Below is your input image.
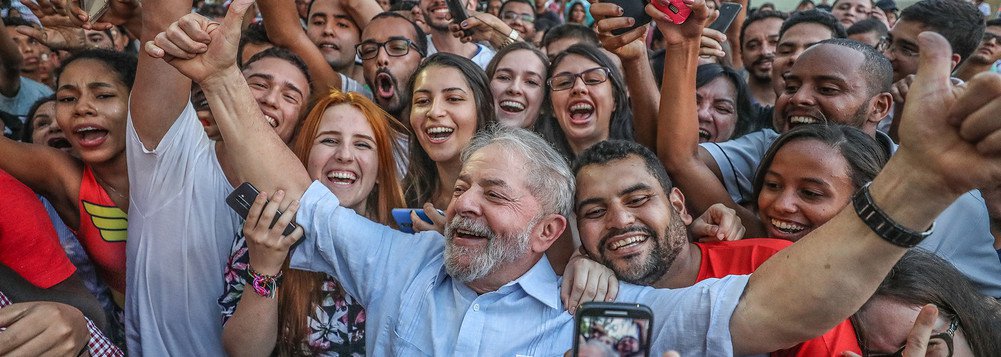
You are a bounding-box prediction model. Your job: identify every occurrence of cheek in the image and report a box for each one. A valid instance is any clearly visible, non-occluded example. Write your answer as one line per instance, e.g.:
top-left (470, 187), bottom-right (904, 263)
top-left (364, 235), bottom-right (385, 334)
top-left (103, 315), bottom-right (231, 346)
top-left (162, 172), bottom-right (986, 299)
top-left (306, 146), bottom-right (333, 177)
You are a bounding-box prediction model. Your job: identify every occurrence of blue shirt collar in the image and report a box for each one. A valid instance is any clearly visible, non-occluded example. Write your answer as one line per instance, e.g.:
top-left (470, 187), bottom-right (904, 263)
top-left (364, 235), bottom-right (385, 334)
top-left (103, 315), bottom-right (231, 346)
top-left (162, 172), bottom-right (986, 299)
top-left (502, 256), bottom-right (562, 310)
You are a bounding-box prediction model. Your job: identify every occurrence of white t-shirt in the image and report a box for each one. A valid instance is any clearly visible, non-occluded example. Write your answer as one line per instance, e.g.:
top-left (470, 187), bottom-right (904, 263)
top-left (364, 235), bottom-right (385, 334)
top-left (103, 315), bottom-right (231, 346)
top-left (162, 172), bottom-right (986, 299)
top-left (425, 35), bottom-right (497, 70)
top-left (125, 102), bottom-right (241, 355)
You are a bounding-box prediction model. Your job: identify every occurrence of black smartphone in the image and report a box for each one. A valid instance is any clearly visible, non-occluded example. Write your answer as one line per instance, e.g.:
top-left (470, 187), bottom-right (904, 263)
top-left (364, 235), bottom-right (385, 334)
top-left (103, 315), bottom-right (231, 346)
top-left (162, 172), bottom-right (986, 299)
top-left (445, 0), bottom-right (474, 36)
top-left (226, 182), bottom-right (299, 237)
top-left (708, 2), bottom-right (742, 32)
top-left (603, 0), bottom-right (652, 36)
top-left (573, 302), bottom-right (653, 357)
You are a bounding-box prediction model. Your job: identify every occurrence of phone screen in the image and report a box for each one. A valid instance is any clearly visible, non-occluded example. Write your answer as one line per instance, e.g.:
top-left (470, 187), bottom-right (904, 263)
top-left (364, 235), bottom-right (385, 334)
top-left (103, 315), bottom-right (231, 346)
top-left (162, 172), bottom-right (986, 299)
top-left (576, 315), bottom-right (651, 357)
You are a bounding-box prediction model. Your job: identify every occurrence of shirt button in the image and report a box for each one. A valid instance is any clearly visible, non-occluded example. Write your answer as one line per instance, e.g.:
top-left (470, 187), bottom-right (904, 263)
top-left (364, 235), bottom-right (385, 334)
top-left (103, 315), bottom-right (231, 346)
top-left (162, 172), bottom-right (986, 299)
top-left (472, 304), bottom-right (480, 311)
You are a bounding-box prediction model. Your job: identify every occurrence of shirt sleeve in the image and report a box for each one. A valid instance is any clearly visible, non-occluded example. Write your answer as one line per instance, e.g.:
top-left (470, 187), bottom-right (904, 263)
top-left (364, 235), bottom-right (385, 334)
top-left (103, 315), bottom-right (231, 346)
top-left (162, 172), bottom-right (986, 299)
top-left (291, 181), bottom-right (444, 306)
top-left (699, 130), bottom-right (775, 204)
top-left (0, 170), bottom-right (76, 289)
top-left (617, 274), bottom-right (750, 356)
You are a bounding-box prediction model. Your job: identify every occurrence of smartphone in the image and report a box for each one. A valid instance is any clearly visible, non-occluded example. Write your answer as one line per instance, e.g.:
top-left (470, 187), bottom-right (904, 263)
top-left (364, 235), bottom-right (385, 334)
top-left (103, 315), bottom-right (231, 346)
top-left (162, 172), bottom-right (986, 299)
top-left (226, 182), bottom-right (299, 237)
top-left (603, 0), bottom-right (652, 36)
top-left (445, 0), bottom-right (473, 36)
top-left (573, 302), bottom-right (653, 357)
top-left (652, 0), bottom-right (691, 25)
top-left (391, 208), bottom-right (444, 233)
top-left (708, 2), bottom-right (742, 32)
top-left (82, 0), bottom-right (110, 24)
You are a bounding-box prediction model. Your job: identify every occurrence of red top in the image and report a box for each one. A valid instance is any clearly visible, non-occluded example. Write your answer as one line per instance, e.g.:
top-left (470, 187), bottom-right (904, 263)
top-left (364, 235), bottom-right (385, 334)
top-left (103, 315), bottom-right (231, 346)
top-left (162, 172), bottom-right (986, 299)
top-left (0, 169), bottom-right (75, 289)
top-left (694, 239), bottom-right (862, 356)
top-left (75, 165), bottom-right (127, 294)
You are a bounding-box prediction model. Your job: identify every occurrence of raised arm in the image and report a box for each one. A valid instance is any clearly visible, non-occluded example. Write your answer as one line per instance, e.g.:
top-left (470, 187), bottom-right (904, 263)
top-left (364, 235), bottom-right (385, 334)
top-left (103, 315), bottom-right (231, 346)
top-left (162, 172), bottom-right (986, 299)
top-left (146, 0), bottom-right (310, 198)
top-left (589, 1), bottom-right (661, 150)
top-left (129, 0), bottom-right (194, 149)
top-left (731, 33), bottom-right (1001, 354)
top-left (649, 2), bottom-right (765, 235)
top-left (0, 18), bottom-right (23, 97)
top-left (256, 0), bottom-right (343, 94)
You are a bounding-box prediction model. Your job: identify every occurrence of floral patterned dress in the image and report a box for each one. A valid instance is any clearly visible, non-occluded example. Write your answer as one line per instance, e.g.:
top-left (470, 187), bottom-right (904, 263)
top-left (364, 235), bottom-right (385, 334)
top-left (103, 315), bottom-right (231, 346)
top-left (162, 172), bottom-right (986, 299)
top-left (219, 233), bottom-right (366, 356)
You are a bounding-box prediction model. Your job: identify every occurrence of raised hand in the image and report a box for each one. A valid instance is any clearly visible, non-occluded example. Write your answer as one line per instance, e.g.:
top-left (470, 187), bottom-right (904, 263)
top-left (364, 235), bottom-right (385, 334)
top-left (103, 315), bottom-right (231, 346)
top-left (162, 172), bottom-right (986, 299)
top-left (14, 22), bottom-right (87, 51)
top-left (589, 1), bottom-right (648, 62)
top-left (449, 12), bottom-right (514, 47)
top-left (648, 0), bottom-right (716, 46)
top-left (411, 202), bottom-right (446, 234)
top-left (242, 190), bottom-right (304, 276)
top-left (560, 253), bottom-right (619, 314)
top-left (144, 0), bottom-right (254, 84)
top-left (0, 301), bottom-right (90, 356)
top-left (895, 32), bottom-right (1001, 196)
top-left (690, 203), bottom-right (745, 242)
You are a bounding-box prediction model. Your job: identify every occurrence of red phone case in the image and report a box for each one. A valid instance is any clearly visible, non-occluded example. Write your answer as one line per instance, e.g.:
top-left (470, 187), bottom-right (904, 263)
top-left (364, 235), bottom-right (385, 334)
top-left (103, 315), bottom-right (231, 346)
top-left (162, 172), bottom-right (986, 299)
top-left (652, 0), bottom-right (692, 24)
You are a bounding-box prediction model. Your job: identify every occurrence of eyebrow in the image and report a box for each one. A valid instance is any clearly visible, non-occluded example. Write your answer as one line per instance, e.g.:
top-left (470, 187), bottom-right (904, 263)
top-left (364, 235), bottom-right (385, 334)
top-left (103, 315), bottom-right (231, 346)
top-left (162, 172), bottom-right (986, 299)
top-left (246, 73), bottom-right (305, 98)
top-left (495, 68), bottom-right (543, 78)
top-left (316, 130), bottom-right (376, 142)
top-left (57, 82), bottom-right (117, 92)
top-left (481, 177), bottom-right (511, 190)
top-left (576, 183), bottom-right (652, 210)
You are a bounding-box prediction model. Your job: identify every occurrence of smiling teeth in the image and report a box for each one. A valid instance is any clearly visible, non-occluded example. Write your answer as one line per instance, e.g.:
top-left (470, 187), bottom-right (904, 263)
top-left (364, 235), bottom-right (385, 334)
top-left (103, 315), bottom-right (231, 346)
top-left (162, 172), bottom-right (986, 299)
top-left (770, 219), bottom-right (806, 233)
top-left (327, 171), bottom-right (357, 181)
top-left (500, 100), bottom-right (525, 111)
top-left (75, 126), bottom-right (101, 133)
top-left (609, 236), bottom-right (647, 250)
top-left (426, 127), bottom-right (454, 134)
top-left (570, 103), bottom-right (594, 112)
top-left (789, 116), bottom-right (818, 125)
top-left (265, 116), bottom-right (277, 128)
top-left (698, 129), bottom-right (711, 139)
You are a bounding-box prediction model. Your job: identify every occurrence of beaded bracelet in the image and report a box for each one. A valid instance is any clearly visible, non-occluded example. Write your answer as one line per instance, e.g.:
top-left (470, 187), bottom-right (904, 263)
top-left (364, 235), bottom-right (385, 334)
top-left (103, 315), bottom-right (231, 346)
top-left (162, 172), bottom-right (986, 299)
top-left (248, 266), bottom-right (283, 299)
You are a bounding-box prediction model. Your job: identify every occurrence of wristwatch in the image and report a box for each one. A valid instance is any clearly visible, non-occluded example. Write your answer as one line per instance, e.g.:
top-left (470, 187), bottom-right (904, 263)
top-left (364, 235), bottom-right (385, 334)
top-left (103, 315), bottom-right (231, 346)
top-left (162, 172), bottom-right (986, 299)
top-left (852, 182), bottom-right (934, 248)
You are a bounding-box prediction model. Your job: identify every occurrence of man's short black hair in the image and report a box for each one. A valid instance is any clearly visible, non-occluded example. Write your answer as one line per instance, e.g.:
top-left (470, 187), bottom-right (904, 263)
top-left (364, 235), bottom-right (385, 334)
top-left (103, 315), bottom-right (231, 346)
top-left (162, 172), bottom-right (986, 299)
top-left (2, 16), bottom-right (35, 28)
top-left (501, 0), bottom-right (535, 14)
top-left (818, 38), bottom-right (892, 95)
top-left (238, 22), bottom-right (271, 66)
top-left (846, 18), bottom-right (888, 37)
top-left (541, 23), bottom-right (598, 50)
top-left (243, 46), bottom-right (313, 88)
top-left (368, 12), bottom-right (428, 56)
top-left (899, 0), bottom-right (985, 64)
top-left (573, 140), bottom-right (675, 197)
top-left (779, 9), bottom-right (847, 40)
top-left (740, 10), bottom-right (789, 48)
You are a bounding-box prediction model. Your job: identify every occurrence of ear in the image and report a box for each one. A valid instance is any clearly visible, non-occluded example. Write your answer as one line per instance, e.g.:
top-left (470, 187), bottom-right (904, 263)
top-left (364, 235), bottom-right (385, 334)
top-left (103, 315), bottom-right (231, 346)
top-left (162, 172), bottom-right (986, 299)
top-left (667, 188), bottom-right (694, 226)
top-left (949, 53), bottom-right (961, 71)
top-left (867, 92), bottom-right (894, 126)
top-left (530, 213), bottom-right (568, 253)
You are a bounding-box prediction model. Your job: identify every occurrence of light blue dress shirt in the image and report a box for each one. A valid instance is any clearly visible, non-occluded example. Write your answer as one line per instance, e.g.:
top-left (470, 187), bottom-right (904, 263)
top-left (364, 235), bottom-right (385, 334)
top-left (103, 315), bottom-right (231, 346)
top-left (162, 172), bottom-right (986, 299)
top-left (292, 181), bottom-right (750, 356)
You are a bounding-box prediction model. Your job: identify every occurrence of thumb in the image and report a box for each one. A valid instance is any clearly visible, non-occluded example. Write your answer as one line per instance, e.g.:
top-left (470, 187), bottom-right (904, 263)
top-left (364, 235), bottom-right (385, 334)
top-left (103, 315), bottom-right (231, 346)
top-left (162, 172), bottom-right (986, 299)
top-left (909, 32), bottom-right (953, 98)
top-left (221, 0), bottom-right (254, 38)
top-left (14, 26), bottom-right (44, 42)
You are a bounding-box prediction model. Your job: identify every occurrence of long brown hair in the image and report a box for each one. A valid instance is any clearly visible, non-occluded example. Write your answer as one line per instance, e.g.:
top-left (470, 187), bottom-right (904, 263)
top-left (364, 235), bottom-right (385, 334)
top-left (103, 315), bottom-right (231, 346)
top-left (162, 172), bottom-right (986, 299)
top-left (277, 90), bottom-right (408, 355)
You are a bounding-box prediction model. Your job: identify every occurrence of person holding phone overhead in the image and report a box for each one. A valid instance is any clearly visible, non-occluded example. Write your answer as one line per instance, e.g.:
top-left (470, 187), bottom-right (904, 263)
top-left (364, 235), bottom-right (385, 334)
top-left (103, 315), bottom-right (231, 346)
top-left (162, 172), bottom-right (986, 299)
top-left (220, 91), bottom-right (407, 356)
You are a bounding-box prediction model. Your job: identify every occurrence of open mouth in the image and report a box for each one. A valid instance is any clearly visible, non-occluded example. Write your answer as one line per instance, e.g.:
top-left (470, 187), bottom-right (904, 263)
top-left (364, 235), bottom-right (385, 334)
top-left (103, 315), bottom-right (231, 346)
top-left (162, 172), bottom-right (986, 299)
top-left (567, 102), bottom-right (595, 125)
top-left (698, 128), bottom-right (711, 142)
top-left (318, 42), bottom-right (340, 52)
top-left (499, 100), bottom-right (526, 113)
top-left (770, 218), bottom-right (807, 235)
top-left (376, 72), bottom-right (396, 100)
top-left (785, 114), bottom-right (824, 129)
top-left (326, 170), bottom-right (358, 185)
top-left (425, 126), bottom-right (454, 143)
top-left (606, 235), bottom-right (648, 251)
top-left (46, 136), bottom-right (72, 149)
top-left (264, 115), bottom-right (278, 128)
top-left (455, 227), bottom-right (489, 240)
top-left (73, 126), bottom-right (110, 148)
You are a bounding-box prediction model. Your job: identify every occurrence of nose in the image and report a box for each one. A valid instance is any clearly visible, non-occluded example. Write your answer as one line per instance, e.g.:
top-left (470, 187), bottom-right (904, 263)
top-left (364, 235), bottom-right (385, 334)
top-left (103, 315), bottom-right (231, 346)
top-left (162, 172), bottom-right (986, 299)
top-left (606, 204), bottom-right (636, 230)
top-left (697, 103), bottom-right (712, 124)
top-left (789, 84), bottom-right (816, 107)
top-left (450, 186), bottom-right (482, 218)
top-left (770, 190), bottom-right (799, 214)
top-left (258, 86), bottom-right (281, 110)
top-left (570, 76), bottom-right (589, 95)
top-left (506, 78), bottom-right (524, 95)
top-left (427, 96), bottom-right (447, 120)
top-left (376, 46), bottom-right (391, 67)
top-left (334, 141), bottom-right (354, 163)
top-left (74, 95), bottom-right (97, 117)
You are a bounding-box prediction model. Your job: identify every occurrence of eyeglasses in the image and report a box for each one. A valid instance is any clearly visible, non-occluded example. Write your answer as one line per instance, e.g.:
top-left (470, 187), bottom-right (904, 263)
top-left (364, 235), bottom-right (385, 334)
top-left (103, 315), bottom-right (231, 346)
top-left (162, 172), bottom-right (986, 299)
top-left (852, 315), bottom-right (959, 357)
top-left (547, 67), bottom-right (611, 91)
top-left (501, 11), bottom-right (535, 23)
top-left (982, 32), bottom-right (1001, 44)
top-left (355, 39), bottom-right (424, 60)
top-left (876, 37), bottom-right (918, 57)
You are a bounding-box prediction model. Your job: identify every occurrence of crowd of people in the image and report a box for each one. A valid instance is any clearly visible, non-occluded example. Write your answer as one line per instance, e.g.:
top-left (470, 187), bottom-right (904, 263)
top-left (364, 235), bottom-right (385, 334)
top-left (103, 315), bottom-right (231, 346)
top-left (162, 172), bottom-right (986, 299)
top-left (0, 0), bottom-right (1000, 355)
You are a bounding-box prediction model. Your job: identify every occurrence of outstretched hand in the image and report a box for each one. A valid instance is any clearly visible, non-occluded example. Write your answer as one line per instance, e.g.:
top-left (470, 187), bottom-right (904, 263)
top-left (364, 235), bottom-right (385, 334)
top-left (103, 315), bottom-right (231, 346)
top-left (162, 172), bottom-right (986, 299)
top-left (647, 0), bottom-right (716, 46)
top-left (895, 32), bottom-right (1001, 196)
top-left (691, 203), bottom-right (745, 242)
top-left (144, 0), bottom-right (254, 84)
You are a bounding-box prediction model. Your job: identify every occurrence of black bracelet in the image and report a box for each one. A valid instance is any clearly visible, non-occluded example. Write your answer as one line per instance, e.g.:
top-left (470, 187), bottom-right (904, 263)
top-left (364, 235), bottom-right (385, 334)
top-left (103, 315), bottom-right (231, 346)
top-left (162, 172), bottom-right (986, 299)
top-left (852, 182), bottom-right (934, 248)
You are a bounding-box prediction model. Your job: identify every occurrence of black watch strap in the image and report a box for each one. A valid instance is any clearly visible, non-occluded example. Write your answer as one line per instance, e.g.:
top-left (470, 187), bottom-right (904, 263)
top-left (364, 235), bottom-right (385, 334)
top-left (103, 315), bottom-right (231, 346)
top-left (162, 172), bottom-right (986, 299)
top-left (852, 182), bottom-right (934, 248)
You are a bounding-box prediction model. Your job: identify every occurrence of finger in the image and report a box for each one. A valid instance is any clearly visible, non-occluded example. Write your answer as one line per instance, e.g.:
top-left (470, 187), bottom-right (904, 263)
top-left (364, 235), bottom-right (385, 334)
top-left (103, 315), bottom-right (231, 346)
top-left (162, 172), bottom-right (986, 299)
top-left (953, 74), bottom-right (1001, 140)
top-left (700, 35), bottom-right (723, 52)
top-left (974, 121), bottom-right (1001, 155)
top-left (568, 268), bottom-right (590, 314)
top-left (178, 15), bottom-right (213, 45)
top-left (891, 82), bottom-right (905, 104)
top-left (245, 192), bottom-right (268, 229)
top-left (144, 41), bottom-right (166, 58)
top-left (604, 274), bottom-right (618, 301)
top-left (702, 27), bottom-right (726, 42)
top-left (592, 272), bottom-right (609, 303)
top-left (154, 31), bottom-right (199, 59)
top-left (164, 21), bottom-right (209, 54)
top-left (601, 24), bottom-right (646, 51)
top-left (271, 200), bottom-right (299, 237)
top-left (423, 203), bottom-right (446, 227)
top-left (223, 0), bottom-right (256, 35)
top-left (589, 3), bottom-right (623, 19)
top-left (459, 16), bottom-right (483, 30)
top-left (410, 211), bottom-right (435, 232)
top-left (903, 304), bottom-right (939, 357)
top-left (907, 32), bottom-right (954, 109)
top-left (262, 190), bottom-right (286, 230)
top-left (283, 225), bottom-right (305, 249)
top-left (688, 217), bottom-right (712, 239)
top-left (14, 26), bottom-right (46, 43)
top-left (594, 17), bottom-right (635, 34)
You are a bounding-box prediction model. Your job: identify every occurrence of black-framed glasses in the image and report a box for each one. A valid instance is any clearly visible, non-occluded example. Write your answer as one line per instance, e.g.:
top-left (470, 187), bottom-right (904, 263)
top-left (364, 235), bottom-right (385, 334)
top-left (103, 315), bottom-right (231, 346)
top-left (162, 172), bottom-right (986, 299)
top-left (355, 39), bottom-right (424, 60)
top-left (547, 67), bottom-right (611, 91)
top-left (876, 36), bottom-right (918, 57)
top-left (852, 315), bottom-right (958, 357)
top-left (501, 11), bottom-right (535, 23)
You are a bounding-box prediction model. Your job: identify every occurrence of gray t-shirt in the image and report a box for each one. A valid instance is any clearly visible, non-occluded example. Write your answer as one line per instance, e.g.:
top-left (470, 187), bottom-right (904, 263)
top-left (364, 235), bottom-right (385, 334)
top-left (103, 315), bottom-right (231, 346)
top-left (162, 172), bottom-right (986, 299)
top-left (0, 76), bottom-right (52, 118)
top-left (125, 102), bottom-right (240, 355)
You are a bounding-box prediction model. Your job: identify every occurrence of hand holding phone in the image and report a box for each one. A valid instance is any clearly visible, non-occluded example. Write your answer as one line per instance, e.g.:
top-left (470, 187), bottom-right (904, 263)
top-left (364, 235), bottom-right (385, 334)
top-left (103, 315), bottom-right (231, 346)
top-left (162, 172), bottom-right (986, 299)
top-left (708, 3), bottom-right (742, 32)
top-left (652, 0), bottom-right (691, 25)
top-left (600, 0), bottom-right (653, 36)
top-left (227, 182), bottom-right (299, 236)
top-left (82, 0), bottom-right (110, 24)
top-left (392, 208), bottom-right (444, 233)
top-left (573, 302), bottom-right (653, 357)
top-left (445, 0), bottom-right (474, 36)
